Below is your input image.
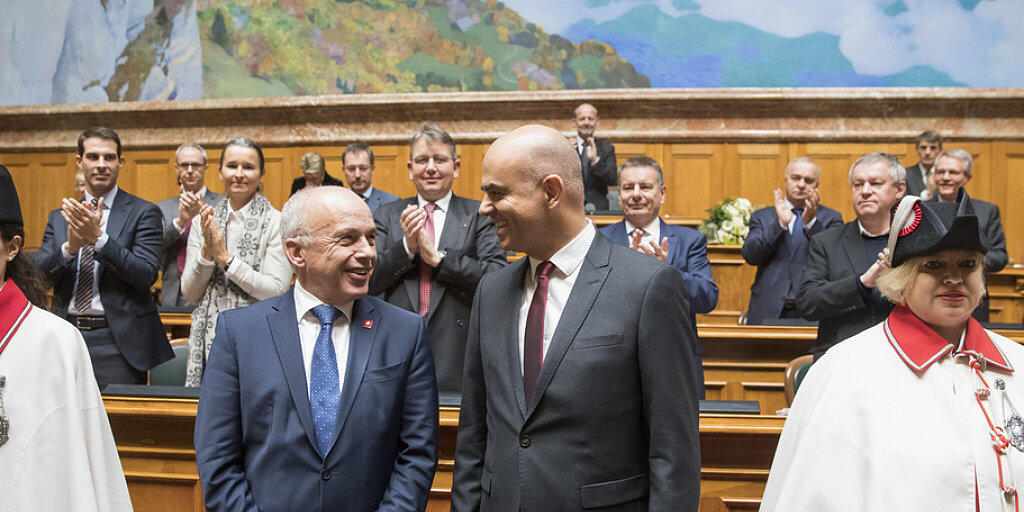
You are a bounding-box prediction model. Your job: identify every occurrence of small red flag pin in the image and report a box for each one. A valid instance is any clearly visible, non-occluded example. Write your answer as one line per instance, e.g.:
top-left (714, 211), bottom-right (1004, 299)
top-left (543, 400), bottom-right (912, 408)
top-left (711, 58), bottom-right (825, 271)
top-left (363, 320), bottom-right (373, 329)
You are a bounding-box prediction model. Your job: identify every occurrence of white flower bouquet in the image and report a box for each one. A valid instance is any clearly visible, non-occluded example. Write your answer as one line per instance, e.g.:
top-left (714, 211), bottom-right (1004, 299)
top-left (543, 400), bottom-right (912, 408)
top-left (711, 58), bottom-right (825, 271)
top-left (698, 197), bottom-right (754, 245)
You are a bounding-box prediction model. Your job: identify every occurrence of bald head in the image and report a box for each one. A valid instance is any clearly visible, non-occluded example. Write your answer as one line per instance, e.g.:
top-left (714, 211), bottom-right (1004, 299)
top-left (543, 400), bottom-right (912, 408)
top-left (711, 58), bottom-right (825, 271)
top-left (281, 185), bottom-right (370, 245)
top-left (573, 103), bottom-right (599, 139)
top-left (487, 124), bottom-right (585, 208)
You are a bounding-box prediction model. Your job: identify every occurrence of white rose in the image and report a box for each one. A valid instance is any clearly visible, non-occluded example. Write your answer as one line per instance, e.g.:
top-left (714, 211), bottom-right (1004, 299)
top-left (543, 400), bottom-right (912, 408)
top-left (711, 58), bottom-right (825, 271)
top-left (724, 205), bottom-right (739, 218)
top-left (736, 198), bottom-right (751, 209)
top-left (721, 220), bottom-right (734, 232)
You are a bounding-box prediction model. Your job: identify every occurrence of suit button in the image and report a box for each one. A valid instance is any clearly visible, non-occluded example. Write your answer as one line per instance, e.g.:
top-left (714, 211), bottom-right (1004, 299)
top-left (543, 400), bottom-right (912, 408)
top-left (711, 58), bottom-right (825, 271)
top-left (321, 470), bottom-right (330, 481)
top-left (457, 319), bottom-right (465, 327)
top-left (519, 435), bottom-right (531, 448)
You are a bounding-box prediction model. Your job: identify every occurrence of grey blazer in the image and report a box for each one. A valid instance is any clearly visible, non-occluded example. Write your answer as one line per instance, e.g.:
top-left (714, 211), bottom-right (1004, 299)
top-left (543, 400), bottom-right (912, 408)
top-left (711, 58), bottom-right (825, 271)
top-left (452, 233), bottom-right (700, 512)
top-left (155, 191), bottom-right (223, 307)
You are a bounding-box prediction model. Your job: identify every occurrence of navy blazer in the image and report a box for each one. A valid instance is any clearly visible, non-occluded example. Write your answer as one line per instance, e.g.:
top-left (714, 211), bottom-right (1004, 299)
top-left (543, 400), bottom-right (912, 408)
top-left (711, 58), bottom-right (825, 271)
top-left (364, 187), bottom-right (400, 215)
top-left (741, 205), bottom-right (843, 325)
top-left (600, 219), bottom-right (717, 399)
top-left (195, 290), bottom-right (438, 512)
top-left (36, 188), bottom-right (172, 371)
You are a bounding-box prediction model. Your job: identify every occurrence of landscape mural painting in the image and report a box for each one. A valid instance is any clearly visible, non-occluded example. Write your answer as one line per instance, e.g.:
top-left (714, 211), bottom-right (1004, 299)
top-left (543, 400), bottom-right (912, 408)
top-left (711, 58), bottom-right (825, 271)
top-left (1, 0), bottom-right (1019, 106)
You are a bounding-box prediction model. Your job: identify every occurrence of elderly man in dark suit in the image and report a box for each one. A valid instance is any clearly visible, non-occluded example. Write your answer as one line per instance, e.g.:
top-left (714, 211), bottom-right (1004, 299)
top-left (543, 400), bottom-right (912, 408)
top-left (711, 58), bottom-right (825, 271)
top-left (797, 153), bottom-right (906, 359)
top-left (452, 125), bottom-right (700, 511)
top-left (289, 151), bottom-right (345, 196)
top-left (36, 127), bottom-right (173, 386)
top-left (370, 123), bottom-right (507, 394)
top-left (154, 143), bottom-right (223, 307)
top-left (930, 149), bottom-right (1008, 321)
top-left (904, 130), bottom-right (942, 197)
top-left (195, 186), bottom-right (438, 512)
top-left (742, 157), bottom-right (843, 324)
top-left (341, 141), bottom-right (399, 214)
top-left (600, 155), bottom-right (717, 398)
top-left (572, 103), bottom-right (617, 211)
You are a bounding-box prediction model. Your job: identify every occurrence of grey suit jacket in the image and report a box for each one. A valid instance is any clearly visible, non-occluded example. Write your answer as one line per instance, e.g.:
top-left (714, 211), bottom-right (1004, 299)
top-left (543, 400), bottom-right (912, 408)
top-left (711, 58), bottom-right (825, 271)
top-left (451, 233), bottom-right (700, 512)
top-left (369, 194), bottom-right (507, 394)
top-left (155, 191), bottom-right (223, 307)
top-left (905, 163), bottom-right (928, 197)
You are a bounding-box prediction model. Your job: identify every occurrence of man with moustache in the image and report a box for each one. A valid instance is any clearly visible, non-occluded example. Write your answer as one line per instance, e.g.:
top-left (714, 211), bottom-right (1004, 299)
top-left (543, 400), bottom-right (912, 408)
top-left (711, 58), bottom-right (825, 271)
top-left (195, 186), bottom-right (438, 512)
top-left (742, 157), bottom-right (843, 324)
top-left (599, 156), bottom-right (718, 398)
top-left (342, 141), bottom-right (399, 214)
top-left (905, 130), bottom-right (942, 197)
top-left (155, 143), bottom-right (223, 307)
top-left (797, 153), bottom-right (907, 359)
top-left (572, 103), bottom-right (618, 211)
top-left (370, 123), bottom-right (506, 394)
top-left (452, 125), bottom-right (699, 511)
top-left (36, 127), bottom-right (172, 386)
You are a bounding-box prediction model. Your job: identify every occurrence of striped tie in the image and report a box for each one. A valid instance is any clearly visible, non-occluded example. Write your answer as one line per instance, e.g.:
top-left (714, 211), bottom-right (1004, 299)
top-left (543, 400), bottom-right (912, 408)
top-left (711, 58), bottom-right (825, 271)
top-left (73, 198), bottom-right (99, 312)
top-left (417, 203), bottom-right (437, 316)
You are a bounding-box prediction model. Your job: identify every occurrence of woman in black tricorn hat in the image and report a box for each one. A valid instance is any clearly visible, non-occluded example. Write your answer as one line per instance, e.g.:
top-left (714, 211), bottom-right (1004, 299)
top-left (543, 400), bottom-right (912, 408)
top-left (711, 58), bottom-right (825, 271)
top-left (761, 188), bottom-right (1024, 511)
top-left (0, 165), bottom-right (132, 510)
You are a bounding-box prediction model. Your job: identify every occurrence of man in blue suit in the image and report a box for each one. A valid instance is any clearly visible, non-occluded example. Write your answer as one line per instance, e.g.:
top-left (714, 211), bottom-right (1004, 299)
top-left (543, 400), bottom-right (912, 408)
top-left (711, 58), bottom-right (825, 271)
top-left (342, 142), bottom-right (400, 214)
top-left (742, 157), bottom-right (843, 325)
top-left (599, 156), bottom-right (718, 398)
top-left (36, 127), bottom-right (172, 386)
top-left (195, 186), bottom-right (438, 512)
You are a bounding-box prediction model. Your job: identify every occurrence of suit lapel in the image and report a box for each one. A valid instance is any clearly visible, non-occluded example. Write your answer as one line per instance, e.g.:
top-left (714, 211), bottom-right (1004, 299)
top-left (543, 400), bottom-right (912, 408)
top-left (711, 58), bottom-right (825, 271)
top-left (659, 219), bottom-right (680, 264)
top-left (105, 191), bottom-right (131, 247)
top-left (425, 195), bottom-right (468, 321)
top-left (526, 235), bottom-right (611, 417)
top-left (267, 291), bottom-right (321, 454)
top-left (327, 297), bottom-right (380, 453)
top-left (397, 197), bottom-right (422, 309)
top-left (606, 221), bottom-right (629, 246)
top-left (499, 259), bottom-right (530, 417)
top-left (840, 222), bottom-right (866, 272)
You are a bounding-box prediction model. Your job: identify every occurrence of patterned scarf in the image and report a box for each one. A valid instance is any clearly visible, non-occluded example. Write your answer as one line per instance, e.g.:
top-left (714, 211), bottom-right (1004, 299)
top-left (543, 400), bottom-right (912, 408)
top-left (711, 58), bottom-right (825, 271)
top-left (185, 193), bottom-right (274, 387)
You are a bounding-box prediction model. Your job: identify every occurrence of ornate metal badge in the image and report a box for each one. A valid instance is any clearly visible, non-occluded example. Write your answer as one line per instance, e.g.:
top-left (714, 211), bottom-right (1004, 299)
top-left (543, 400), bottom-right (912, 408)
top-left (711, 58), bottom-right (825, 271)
top-left (1007, 414), bottom-right (1024, 452)
top-left (0, 375), bottom-right (8, 447)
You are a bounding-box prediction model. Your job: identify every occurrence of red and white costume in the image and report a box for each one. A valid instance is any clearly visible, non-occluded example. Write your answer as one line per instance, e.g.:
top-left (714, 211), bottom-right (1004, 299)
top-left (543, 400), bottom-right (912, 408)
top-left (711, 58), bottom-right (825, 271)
top-left (762, 305), bottom-right (1024, 511)
top-left (0, 279), bottom-right (132, 512)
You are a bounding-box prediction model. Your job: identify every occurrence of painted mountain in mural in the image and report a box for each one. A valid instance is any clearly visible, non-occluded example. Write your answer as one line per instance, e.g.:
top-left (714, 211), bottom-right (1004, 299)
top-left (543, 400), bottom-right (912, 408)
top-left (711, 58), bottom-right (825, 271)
top-left (196, 0), bottom-right (648, 98)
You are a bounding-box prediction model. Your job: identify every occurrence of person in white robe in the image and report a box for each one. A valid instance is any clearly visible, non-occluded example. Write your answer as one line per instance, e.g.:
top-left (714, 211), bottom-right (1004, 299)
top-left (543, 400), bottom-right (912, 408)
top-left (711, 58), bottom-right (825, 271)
top-left (762, 189), bottom-right (1024, 512)
top-left (0, 164), bottom-right (132, 512)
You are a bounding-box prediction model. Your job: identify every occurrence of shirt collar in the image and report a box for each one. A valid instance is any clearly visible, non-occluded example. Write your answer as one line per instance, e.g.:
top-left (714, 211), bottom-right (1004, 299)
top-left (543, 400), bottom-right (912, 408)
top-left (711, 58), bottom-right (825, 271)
top-left (624, 217), bottom-right (660, 241)
top-left (293, 280), bottom-right (354, 326)
top-left (417, 190), bottom-right (452, 212)
top-left (84, 186), bottom-right (119, 210)
top-left (883, 304), bottom-right (1012, 374)
top-left (528, 220), bottom-right (595, 279)
top-left (361, 186), bottom-right (375, 201)
top-left (857, 220), bottom-right (889, 237)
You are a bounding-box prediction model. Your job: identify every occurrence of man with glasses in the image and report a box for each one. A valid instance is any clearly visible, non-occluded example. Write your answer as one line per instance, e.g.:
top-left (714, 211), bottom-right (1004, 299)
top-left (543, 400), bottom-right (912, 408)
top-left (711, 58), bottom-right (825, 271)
top-left (370, 123), bottom-right (507, 394)
top-left (156, 143), bottom-right (223, 307)
top-left (341, 142), bottom-right (399, 214)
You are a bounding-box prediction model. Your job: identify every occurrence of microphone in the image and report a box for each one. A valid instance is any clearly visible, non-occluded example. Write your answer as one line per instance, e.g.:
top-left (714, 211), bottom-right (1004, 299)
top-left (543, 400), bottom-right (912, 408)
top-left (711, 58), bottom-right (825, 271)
top-left (585, 203), bottom-right (596, 215)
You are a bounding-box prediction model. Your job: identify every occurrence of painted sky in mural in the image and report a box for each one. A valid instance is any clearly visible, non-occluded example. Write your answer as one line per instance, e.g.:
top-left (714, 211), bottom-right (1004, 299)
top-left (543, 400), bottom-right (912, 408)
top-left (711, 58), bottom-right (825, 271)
top-left (0, 0), bottom-right (1017, 106)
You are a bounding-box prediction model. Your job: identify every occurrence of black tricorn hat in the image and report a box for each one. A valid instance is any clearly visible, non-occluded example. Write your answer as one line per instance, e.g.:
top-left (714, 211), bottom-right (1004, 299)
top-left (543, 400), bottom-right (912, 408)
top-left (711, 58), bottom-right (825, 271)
top-left (887, 188), bottom-right (986, 267)
top-left (0, 165), bottom-right (23, 227)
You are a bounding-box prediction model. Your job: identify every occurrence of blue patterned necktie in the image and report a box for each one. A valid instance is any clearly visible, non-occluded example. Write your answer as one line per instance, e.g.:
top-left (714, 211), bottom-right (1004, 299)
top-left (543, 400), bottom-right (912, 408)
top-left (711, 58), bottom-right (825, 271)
top-left (310, 304), bottom-right (343, 455)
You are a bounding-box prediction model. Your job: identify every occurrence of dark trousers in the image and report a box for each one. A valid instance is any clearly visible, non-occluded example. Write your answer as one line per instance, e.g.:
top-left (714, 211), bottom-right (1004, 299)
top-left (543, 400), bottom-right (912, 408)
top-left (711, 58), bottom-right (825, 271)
top-left (81, 326), bottom-right (147, 389)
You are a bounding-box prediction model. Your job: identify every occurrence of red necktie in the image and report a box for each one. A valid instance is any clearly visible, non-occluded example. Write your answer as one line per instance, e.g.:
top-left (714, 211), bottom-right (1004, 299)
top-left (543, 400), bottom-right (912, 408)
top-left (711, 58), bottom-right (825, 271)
top-left (524, 261), bottom-right (554, 403)
top-left (417, 203), bottom-right (437, 316)
top-left (176, 220), bottom-right (191, 273)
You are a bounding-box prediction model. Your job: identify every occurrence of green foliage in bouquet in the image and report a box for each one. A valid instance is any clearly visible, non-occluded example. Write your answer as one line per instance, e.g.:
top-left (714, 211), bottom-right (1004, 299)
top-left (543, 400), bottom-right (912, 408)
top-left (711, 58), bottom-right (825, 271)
top-left (698, 197), bottom-right (755, 245)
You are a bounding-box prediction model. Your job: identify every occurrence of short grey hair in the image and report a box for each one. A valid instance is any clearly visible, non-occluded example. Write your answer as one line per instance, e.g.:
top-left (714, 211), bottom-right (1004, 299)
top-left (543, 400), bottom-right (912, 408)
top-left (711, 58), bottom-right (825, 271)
top-left (174, 143), bottom-right (207, 164)
top-left (936, 149), bottom-right (974, 177)
top-left (784, 157), bottom-right (820, 180)
top-left (280, 187), bottom-right (317, 247)
top-left (848, 152), bottom-right (906, 186)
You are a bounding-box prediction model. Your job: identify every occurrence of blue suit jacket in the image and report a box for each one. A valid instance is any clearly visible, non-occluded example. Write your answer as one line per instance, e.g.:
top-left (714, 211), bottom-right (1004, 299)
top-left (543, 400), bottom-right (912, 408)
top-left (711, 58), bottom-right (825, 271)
top-left (195, 290), bottom-right (439, 512)
top-left (365, 187), bottom-right (400, 215)
top-left (600, 219), bottom-right (718, 398)
top-left (741, 205), bottom-right (843, 325)
top-left (36, 188), bottom-right (172, 371)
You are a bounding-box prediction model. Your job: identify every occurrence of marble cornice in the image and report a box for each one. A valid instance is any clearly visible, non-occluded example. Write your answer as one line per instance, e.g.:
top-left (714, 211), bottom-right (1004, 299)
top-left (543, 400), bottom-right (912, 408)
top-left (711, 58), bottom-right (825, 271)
top-left (2, 88), bottom-right (1023, 152)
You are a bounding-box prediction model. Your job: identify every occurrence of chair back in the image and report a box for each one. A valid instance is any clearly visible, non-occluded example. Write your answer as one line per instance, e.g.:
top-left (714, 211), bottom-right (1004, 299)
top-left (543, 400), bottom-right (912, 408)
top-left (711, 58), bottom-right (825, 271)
top-left (149, 338), bottom-right (189, 386)
top-left (784, 354), bottom-right (815, 407)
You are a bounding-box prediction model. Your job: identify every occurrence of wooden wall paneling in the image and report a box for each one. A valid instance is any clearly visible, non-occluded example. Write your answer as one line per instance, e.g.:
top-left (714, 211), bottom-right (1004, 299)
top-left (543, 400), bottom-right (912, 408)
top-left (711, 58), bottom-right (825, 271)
top-left (259, 147), bottom-right (292, 210)
top-left (994, 142), bottom-right (1024, 264)
top-left (795, 143), bottom-right (911, 222)
top-left (2, 152), bottom-right (74, 252)
top-left (729, 144), bottom-right (789, 211)
top-left (950, 142), bottom-right (993, 203)
top-left (701, 245), bottom-right (755, 325)
top-left (668, 144), bottom-right (724, 219)
top-left (126, 150), bottom-right (177, 205)
top-left (451, 143), bottom-right (487, 201)
top-left (363, 145), bottom-right (411, 200)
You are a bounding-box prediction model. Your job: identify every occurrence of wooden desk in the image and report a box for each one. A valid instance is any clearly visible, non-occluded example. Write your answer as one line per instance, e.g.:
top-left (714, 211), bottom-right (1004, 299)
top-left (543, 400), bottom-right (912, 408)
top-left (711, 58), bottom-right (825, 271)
top-left (103, 395), bottom-right (784, 512)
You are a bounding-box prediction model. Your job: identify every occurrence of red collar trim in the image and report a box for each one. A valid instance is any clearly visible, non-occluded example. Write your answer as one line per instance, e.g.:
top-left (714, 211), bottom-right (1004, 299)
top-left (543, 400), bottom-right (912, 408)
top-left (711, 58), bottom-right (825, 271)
top-left (0, 278), bottom-right (32, 357)
top-left (884, 304), bottom-right (1012, 374)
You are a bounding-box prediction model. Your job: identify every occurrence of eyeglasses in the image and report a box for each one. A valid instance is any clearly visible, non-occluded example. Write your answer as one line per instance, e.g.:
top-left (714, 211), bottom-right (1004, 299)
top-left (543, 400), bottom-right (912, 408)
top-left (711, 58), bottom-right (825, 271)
top-left (176, 163), bottom-right (206, 170)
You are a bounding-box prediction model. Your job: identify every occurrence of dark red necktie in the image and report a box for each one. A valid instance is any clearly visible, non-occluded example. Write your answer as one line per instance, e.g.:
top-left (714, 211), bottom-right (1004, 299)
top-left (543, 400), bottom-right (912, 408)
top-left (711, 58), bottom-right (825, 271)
top-left (417, 203), bottom-right (437, 316)
top-left (176, 220), bottom-right (191, 273)
top-left (524, 261), bottom-right (554, 403)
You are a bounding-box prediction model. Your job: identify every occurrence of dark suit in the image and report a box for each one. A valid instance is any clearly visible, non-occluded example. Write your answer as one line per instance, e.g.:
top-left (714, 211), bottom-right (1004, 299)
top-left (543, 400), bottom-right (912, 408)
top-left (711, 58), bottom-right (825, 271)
top-left (370, 195), bottom-right (507, 394)
top-left (363, 186), bottom-right (400, 215)
top-left (905, 163), bottom-right (929, 197)
top-left (289, 172), bottom-right (346, 196)
top-left (195, 291), bottom-right (438, 512)
top-left (742, 205), bottom-right (843, 324)
top-left (796, 222), bottom-right (894, 359)
top-left (600, 219), bottom-right (718, 398)
top-left (452, 233), bottom-right (700, 512)
top-left (576, 138), bottom-right (617, 211)
top-left (155, 190), bottom-right (223, 307)
top-left (36, 189), bottom-right (173, 375)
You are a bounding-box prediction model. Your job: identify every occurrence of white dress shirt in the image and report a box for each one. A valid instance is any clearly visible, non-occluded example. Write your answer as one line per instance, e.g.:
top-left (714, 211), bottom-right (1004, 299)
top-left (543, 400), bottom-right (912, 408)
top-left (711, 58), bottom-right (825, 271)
top-left (361, 186), bottom-right (375, 202)
top-left (403, 190), bottom-right (453, 257)
top-left (64, 186), bottom-right (119, 315)
top-left (180, 196), bottom-right (293, 304)
top-left (293, 280), bottom-right (353, 397)
top-left (517, 220), bottom-right (596, 372)
top-left (624, 217), bottom-right (661, 247)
